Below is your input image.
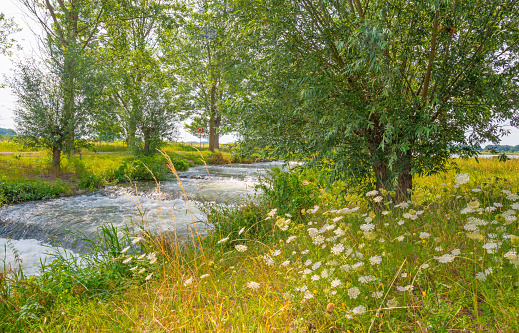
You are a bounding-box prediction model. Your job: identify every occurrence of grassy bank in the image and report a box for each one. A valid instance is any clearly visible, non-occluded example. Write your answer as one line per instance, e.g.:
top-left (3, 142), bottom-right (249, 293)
top-left (1, 157), bottom-right (519, 332)
top-left (0, 140), bottom-right (254, 206)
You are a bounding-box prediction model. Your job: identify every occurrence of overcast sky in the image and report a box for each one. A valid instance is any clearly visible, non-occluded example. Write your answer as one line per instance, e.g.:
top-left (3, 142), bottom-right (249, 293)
top-left (1, 1), bottom-right (518, 145)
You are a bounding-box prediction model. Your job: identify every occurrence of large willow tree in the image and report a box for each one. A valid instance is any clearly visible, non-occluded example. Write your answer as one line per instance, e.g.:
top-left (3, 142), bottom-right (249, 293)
top-left (231, 0), bottom-right (519, 200)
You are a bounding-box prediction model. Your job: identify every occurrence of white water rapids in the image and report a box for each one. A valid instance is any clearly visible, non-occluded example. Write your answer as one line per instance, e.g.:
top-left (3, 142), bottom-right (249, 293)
top-left (0, 162), bottom-right (283, 275)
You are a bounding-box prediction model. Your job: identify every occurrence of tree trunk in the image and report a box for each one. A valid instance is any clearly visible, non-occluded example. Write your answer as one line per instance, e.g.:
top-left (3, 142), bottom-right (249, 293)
top-left (395, 150), bottom-right (413, 202)
top-left (209, 114), bottom-right (216, 151)
top-left (52, 146), bottom-right (61, 172)
top-left (215, 114), bottom-right (221, 150)
top-left (208, 84), bottom-right (217, 152)
top-left (372, 161), bottom-right (390, 192)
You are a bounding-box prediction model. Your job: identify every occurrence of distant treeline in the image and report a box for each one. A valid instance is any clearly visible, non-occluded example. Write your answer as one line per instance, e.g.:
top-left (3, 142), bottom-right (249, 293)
top-left (479, 145), bottom-right (519, 153)
top-left (0, 128), bottom-right (16, 136)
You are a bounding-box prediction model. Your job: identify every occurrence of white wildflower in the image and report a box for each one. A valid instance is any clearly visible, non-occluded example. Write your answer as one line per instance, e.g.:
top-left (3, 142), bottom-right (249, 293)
top-left (312, 235), bottom-right (325, 245)
top-left (348, 286), bottom-right (361, 299)
top-left (436, 254), bottom-right (456, 263)
top-left (286, 236), bottom-right (297, 243)
top-left (396, 285), bottom-right (414, 292)
top-left (387, 299), bottom-right (399, 308)
top-left (311, 274), bottom-right (320, 281)
top-left (454, 173), bottom-right (470, 185)
top-left (308, 228), bottom-right (319, 238)
top-left (331, 243), bottom-right (344, 255)
top-left (372, 291), bottom-right (383, 299)
top-left (264, 255), bottom-right (274, 267)
top-left (475, 272), bottom-right (487, 281)
top-left (451, 249), bottom-right (461, 256)
top-left (369, 255), bottom-right (382, 265)
top-left (200, 274), bottom-right (210, 279)
top-left (420, 232), bottom-right (431, 239)
top-left (352, 305), bottom-right (366, 315)
top-left (311, 261), bottom-right (321, 270)
top-left (333, 216), bottom-right (343, 222)
top-left (247, 281), bottom-right (260, 290)
top-left (366, 190), bottom-right (379, 197)
top-left (331, 279), bottom-right (341, 288)
top-left (360, 223), bottom-right (375, 232)
top-left (183, 277), bottom-right (193, 286)
top-left (358, 275), bottom-right (377, 284)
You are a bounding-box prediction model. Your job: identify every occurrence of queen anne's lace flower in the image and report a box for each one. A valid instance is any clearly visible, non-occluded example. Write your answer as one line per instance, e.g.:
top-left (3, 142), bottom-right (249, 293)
top-left (331, 243), bottom-right (344, 255)
top-left (436, 254), bottom-right (455, 263)
top-left (369, 255), bottom-right (382, 265)
top-left (348, 287), bottom-right (361, 299)
top-left (454, 173), bottom-right (470, 185)
top-left (352, 305), bottom-right (367, 314)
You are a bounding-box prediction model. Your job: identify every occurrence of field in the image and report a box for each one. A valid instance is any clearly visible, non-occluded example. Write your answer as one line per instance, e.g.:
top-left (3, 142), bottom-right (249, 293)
top-left (1, 155), bottom-right (519, 332)
top-left (0, 140), bottom-right (245, 206)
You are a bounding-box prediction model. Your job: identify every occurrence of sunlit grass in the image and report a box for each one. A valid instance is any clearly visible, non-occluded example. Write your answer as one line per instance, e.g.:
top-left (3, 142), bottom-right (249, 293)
top-left (2, 157), bottom-right (519, 332)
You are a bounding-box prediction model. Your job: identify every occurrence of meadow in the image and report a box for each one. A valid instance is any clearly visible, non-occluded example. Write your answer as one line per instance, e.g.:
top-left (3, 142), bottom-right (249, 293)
top-left (0, 140), bottom-right (242, 206)
top-left (1, 156), bottom-right (519, 332)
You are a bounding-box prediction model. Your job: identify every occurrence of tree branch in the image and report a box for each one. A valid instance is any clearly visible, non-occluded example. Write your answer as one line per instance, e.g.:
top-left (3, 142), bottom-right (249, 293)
top-left (421, 10), bottom-right (439, 107)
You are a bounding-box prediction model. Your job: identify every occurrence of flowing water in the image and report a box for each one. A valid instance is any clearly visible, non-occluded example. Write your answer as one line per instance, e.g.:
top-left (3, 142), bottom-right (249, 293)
top-left (0, 162), bottom-right (283, 275)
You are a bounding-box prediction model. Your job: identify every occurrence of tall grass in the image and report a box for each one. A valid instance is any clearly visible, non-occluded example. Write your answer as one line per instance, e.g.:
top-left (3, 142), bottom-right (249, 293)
top-left (1, 157), bottom-right (519, 332)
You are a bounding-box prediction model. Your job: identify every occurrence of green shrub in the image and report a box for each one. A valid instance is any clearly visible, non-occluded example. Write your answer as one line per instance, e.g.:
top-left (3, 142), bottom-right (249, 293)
top-left (114, 157), bottom-right (169, 182)
top-left (170, 158), bottom-right (191, 172)
top-left (256, 167), bottom-right (323, 217)
top-left (0, 178), bottom-right (69, 205)
top-left (209, 151), bottom-right (231, 165)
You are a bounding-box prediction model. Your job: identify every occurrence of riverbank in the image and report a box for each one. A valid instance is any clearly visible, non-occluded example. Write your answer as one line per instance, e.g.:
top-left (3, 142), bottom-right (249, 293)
top-left (0, 141), bottom-right (264, 206)
top-left (2, 158), bottom-right (519, 332)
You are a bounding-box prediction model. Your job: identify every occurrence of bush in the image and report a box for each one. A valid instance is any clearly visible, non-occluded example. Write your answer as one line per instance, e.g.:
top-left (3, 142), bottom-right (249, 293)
top-left (0, 178), bottom-right (69, 205)
top-left (114, 157), bottom-right (169, 182)
top-left (257, 167), bottom-right (323, 217)
top-left (209, 151), bottom-right (231, 165)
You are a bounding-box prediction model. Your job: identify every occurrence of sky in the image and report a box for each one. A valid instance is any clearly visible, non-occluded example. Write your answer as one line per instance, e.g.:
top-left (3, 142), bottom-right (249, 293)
top-left (1, 1), bottom-right (519, 146)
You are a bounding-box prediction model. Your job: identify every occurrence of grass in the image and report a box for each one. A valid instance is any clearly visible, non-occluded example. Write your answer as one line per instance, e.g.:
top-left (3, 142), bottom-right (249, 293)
top-left (0, 139), bottom-right (251, 205)
top-left (1, 157), bottom-right (519, 332)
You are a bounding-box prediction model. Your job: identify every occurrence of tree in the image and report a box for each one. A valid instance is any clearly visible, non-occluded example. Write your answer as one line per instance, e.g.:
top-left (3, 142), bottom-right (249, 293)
top-left (230, 0), bottom-right (519, 201)
top-left (0, 13), bottom-right (19, 55)
top-left (160, 0), bottom-right (245, 151)
top-left (99, 0), bottom-right (178, 155)
top-left (17, 0), bottom-right (105, 169)
top-left (12, 52), bottom-right (102, 170)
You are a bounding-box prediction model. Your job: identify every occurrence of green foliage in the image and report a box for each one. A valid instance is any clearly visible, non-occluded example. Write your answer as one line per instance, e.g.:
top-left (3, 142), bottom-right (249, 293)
top-left (257, 167), bottom-right (323, 217)
top-left (0, 224), bottom-right (141, 332)
top-left (114, 157), bottom-right (168, 182)
top-left (204, 202), bottom-right (274, 245)
top-left (229, 0), bottom-right (519, 199)
top-left (0, 178), bottom-right (68, 206)
top-left (208, 151), bottom-right (230, 165)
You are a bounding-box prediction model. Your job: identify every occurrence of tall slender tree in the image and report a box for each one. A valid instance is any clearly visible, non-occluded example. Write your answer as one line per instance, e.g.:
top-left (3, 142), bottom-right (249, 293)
top-left (99, 0), bottom-right (177, 155)
top-left (15, 0), bottom-right (105, 169)
top-left (160, 0), bottom-right (246, 151)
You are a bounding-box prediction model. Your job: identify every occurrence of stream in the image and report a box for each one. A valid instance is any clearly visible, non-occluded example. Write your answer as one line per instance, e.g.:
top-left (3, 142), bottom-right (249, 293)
top-left (0, 162), bottom-right (282, 275)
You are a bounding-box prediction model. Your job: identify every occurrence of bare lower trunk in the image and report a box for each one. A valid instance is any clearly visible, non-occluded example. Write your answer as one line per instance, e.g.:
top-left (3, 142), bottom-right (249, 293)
top-left (373, 161), bottom-right (390, 191)
top-left (209, 115), bottom-right (216, 152)
top-left (52, 146), bottom-right (61, 172)
top-left (395, 151), bottom-right (413, 202)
